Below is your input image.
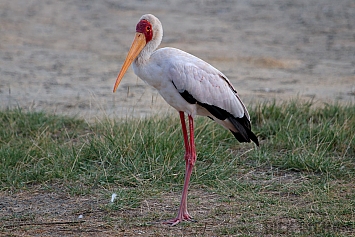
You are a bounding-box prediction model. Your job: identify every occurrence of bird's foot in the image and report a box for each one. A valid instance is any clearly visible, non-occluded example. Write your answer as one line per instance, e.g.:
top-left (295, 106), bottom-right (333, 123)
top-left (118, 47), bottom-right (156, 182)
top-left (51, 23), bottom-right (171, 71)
top-left (163, 213), bottom-right (194, 226)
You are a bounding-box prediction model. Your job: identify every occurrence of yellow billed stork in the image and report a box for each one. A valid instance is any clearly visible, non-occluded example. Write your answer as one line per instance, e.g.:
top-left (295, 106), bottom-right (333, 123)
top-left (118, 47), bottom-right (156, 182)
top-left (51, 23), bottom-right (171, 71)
top-left (113, 14), bottom-right (259, 226)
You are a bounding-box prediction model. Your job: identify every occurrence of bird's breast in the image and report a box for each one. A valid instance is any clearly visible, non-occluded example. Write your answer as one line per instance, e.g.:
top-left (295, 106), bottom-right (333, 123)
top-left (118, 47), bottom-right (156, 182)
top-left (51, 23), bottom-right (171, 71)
top-left (133, 59), bottom-right (166, 90)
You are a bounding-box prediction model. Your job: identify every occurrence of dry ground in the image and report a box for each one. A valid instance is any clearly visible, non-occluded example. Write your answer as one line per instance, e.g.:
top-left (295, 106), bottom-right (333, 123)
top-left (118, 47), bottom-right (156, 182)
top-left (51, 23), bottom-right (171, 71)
top-left (1, 0), bottom-right (354, 119)
top-left (4, 170), bottom-right (349, 236)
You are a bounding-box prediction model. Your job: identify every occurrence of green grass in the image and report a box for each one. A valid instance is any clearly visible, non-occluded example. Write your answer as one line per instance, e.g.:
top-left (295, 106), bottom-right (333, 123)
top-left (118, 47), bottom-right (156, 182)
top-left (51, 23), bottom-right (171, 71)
top-left (0, 101), bottom-right (354, 235)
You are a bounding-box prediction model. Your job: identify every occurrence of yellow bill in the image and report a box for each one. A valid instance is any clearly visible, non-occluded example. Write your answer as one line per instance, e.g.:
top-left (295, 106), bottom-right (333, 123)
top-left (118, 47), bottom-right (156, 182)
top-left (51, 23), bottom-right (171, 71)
top-left (113, 32), bottom-right (146, 92)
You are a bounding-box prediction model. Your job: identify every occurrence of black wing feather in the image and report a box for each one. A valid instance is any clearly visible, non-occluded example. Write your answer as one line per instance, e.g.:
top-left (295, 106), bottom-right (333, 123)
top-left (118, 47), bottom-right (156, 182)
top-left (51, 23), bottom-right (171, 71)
top-left (173, 81), bottom-right (259, 146)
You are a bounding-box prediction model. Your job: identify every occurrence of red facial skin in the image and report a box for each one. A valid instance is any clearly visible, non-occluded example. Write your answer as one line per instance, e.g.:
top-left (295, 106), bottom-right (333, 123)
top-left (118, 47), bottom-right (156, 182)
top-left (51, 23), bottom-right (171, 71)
top-left (136, 19), bottom-right (153, 43)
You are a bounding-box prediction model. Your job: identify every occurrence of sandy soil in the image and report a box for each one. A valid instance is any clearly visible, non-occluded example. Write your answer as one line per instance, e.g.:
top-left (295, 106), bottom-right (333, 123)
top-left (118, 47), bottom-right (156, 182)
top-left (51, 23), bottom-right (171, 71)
top-left (1, 0), bottom-right (354, 120)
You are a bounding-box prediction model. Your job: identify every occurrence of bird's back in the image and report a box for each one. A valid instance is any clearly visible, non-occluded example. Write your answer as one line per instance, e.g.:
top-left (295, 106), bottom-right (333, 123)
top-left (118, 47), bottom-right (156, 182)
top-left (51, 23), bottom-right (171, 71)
top-left (141, 47), bottom-right (259, 146)
top-left (152, 47), bottom-right (248, 118)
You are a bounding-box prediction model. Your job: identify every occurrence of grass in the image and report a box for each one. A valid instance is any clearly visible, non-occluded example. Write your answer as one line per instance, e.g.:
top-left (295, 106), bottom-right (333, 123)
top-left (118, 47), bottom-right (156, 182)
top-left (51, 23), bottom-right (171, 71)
top-left (0, 101), bottom-right (354, 236)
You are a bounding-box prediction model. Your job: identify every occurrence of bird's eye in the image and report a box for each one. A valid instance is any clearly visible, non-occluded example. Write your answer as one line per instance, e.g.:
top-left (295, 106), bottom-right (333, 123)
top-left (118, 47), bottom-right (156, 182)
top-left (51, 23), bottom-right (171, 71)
top-left (147, 26), bottom-right (151, 31)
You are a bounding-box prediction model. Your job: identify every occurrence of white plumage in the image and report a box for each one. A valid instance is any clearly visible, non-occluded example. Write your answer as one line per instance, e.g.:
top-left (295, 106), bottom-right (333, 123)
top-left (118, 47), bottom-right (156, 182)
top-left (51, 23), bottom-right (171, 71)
top-left (135, 46), bottom-right (250, 132)
top-left (113, 14), bottom-right (258, 226)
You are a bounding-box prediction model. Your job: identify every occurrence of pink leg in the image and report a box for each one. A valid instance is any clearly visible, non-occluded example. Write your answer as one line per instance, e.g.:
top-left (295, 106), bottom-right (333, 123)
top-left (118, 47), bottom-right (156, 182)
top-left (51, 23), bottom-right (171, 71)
top-left (179, 111), bottom-right (190, 156)
top-left (164, 112), bottom-right (196, 226)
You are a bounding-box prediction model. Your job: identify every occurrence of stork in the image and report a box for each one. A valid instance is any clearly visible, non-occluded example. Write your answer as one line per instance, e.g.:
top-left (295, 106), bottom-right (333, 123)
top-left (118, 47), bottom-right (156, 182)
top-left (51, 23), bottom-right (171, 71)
top-left (113, 14), bottom-right (259, 226)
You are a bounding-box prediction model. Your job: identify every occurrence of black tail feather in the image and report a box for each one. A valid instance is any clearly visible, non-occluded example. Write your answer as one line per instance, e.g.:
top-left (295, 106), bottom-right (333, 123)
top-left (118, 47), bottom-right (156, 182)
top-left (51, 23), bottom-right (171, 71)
top-left (173, 86), bottom-right (259, 146)
top-left (229, 115), bottom-right (259, 146)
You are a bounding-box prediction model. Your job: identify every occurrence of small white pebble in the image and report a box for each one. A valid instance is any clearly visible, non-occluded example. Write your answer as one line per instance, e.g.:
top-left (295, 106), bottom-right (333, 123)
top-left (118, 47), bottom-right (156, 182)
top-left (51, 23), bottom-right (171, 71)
top-left (78, 214), bottom-right (83, 219)
top-left (111, 193), bottom-right (117, 203)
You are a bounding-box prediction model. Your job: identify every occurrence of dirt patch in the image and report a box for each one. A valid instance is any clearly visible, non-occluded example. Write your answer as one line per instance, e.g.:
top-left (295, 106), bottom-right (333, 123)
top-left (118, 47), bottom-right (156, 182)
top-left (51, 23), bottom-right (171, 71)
top-left (1, 172), bottom-right (354, 236)
top-left (0, 172), bottom-right (301, 236)
top-left (0, 187), bottom-right (237, 236)
top-left (0, 0), bottom-right (354, 120)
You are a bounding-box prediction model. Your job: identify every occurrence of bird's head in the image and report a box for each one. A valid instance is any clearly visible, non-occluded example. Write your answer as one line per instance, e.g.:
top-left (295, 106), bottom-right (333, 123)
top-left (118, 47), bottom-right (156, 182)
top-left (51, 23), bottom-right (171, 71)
top-left (136, 14), bottom-right (163, 45)
top-left (113, 14), bottom-right (163, 93)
